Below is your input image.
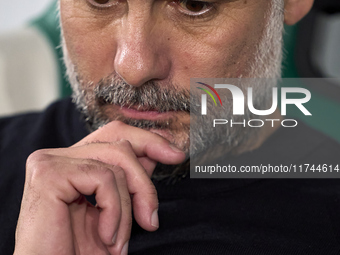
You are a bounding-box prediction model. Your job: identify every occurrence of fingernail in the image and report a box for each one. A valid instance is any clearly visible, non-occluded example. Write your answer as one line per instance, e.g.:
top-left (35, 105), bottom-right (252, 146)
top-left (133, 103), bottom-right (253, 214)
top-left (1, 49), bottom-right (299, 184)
top-left (169, 143), bottom-right (183, 153)
top-left (151, 209), bottom-right (159, 228)
top-left (112, 232), bottom-right (118, 244)
top-left (121, 241), bottom-right (129, 255)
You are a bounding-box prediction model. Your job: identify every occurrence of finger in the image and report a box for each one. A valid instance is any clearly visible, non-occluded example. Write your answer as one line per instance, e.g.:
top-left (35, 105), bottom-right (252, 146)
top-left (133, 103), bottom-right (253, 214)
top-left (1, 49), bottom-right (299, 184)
top-left (49, 142), bottom-right (159, 231)
top-left (138, 157), bottom-right (157, 175)
top-left (73, 121), bottom-right (186, 165)
top-left (107, 167), bottom-right (132, 255)
top-left (20, 152), bottom-right (122, 251)
top-left (68, 196), bottom-right (110, 254)
top-left (56, 158), bottom-right (122, 246)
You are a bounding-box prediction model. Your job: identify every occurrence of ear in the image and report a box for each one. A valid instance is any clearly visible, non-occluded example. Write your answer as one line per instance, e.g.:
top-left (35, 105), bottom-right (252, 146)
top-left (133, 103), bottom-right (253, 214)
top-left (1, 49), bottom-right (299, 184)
top-left (284, 0), bottom-right (314, 25)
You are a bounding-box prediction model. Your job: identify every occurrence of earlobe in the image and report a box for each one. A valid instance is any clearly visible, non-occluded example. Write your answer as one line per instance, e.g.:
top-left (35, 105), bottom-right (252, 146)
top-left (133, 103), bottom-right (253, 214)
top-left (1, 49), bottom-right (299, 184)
top-left (284, 0), bottom-right (314, 25)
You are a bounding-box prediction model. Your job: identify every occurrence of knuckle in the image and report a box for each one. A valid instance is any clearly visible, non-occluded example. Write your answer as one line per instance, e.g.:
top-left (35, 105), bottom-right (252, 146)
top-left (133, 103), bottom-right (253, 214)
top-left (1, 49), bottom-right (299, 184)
top-left (118, 139), bottom-right (131, 147)
top-left (115, 139), bottom-right (133, 151)
top-left (77, 161), bottom-right (96, 174)
top-left (105, 141), bottom-right (133, 162)
top-left (26, 149), bottom-right (51, 167)
top-left (100, 166), bottom-right (116, 184)
top-left (76, 160), bottom-right (117, 186)
top-left (26, 150), bottom-right (54, 182)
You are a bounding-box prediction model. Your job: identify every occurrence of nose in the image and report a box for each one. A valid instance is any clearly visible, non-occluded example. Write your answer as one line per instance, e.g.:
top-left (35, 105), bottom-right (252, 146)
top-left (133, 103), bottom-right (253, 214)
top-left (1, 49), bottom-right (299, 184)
top-left (114, 11), bottom-right (171, 87)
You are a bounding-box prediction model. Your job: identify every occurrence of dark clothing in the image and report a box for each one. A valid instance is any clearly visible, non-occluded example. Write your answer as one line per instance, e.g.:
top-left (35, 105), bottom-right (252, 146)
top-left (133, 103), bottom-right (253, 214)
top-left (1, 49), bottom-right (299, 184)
top-left (1, 98), bottom-right (340, 254)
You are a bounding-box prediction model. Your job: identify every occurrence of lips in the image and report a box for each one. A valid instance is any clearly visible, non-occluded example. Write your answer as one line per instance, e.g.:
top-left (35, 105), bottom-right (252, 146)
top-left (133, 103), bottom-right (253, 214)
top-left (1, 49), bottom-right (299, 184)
top-left (118, 105), bottom-right (175, 120)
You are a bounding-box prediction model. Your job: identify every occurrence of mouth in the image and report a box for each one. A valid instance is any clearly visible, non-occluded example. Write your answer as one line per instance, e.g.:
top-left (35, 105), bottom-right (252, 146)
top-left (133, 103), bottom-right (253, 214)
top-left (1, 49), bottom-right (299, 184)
top-left (116, 105), bottom-right (176, 121)
top-left (92, 101), bottom-right (190, 146)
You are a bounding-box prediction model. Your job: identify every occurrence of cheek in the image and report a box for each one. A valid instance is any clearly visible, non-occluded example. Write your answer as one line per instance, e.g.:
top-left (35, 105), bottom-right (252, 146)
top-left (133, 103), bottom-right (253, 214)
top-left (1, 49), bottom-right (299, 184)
top-left (61, 4), bottom-right (117, 81)
top-left (64, 31), bottom-right (116, 81)
top-left (169, 3), bottom-right (268, 81)
top-left (171, 22), bottom-right (262, 80)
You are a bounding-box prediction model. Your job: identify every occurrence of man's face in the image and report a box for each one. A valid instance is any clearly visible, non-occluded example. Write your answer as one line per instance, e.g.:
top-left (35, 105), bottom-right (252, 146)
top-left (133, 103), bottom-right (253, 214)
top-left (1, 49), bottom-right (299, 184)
top-left (60, 0), bottom-right (283, 155)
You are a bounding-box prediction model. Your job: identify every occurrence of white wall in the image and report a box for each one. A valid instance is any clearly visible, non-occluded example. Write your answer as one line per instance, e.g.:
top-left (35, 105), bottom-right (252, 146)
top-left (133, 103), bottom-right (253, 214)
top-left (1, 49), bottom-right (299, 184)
top-left (0, 0), bottom-right (53, 34)
top-left (0, 0), bottom-right (59, 116)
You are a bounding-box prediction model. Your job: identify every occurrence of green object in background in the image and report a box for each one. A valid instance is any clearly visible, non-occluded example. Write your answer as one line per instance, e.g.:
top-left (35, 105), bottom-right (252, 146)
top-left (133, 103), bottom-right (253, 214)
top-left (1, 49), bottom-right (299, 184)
top-left (282, 25), bottom-right (300, 79)
top-left (30, 0), bottom-right (72, 98)
top-left (282, 24), bottom-right (340, 143)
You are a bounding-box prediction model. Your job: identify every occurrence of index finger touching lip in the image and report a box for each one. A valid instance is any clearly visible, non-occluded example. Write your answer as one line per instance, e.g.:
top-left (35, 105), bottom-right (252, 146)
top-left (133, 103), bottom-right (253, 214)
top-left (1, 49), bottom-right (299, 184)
top-left (74, 121), bottom-right (186, 165)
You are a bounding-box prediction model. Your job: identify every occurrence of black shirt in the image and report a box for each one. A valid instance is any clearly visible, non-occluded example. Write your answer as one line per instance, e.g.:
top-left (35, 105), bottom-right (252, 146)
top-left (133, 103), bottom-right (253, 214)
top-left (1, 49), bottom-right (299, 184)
top-left (1, 98), bottom-right (340, 254)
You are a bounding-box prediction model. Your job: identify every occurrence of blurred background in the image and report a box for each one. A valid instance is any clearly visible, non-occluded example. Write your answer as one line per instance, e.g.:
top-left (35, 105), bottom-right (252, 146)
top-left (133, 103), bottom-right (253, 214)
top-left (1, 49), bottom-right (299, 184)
top-left (0, 0), bottom-right (52, 33)
top-left (0, 0), bottom-right (339, 141)
top-left (0, 0), bottom-right (69, 118)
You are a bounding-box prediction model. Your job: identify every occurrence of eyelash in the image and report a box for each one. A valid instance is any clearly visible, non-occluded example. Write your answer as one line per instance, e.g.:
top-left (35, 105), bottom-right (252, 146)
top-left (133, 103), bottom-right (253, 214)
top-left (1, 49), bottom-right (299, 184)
top-left (86, 0), bottom-right (118, 10)
top-left (172, 0), bottom-right (218, 21)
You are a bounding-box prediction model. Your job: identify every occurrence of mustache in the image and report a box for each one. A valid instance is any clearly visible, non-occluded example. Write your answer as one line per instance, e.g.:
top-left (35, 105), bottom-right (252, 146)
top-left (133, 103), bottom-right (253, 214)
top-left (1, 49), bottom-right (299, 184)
top-left (93, 74), bottom-right (191, 113)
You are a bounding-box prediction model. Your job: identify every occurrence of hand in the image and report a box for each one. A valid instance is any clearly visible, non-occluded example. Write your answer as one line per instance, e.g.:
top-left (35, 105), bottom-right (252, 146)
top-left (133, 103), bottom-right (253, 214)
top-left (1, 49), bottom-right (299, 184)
top-left (14, 121), bottom-right (185, 255)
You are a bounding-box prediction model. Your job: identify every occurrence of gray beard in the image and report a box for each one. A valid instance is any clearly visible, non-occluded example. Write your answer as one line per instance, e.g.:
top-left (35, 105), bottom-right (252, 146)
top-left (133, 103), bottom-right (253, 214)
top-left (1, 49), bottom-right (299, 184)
top-left (61, 0), bottom-right (284, 182)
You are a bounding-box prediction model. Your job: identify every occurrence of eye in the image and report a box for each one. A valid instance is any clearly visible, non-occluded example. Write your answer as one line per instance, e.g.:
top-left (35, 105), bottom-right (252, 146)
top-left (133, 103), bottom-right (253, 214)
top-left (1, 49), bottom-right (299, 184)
top-left (87, 0), bottom-right (117, 8)
top-left (176, 0), bottom-right (213, 16)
